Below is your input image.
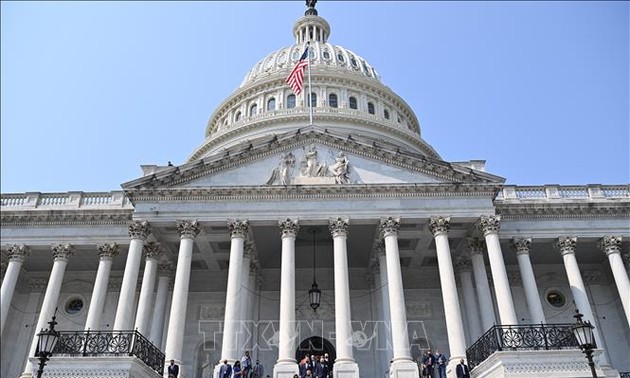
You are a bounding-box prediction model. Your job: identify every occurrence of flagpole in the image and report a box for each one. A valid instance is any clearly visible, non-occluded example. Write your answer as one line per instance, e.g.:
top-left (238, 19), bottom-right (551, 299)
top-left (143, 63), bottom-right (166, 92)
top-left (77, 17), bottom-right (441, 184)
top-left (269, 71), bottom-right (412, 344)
top-left (306, 42), bottom-right (313, 125)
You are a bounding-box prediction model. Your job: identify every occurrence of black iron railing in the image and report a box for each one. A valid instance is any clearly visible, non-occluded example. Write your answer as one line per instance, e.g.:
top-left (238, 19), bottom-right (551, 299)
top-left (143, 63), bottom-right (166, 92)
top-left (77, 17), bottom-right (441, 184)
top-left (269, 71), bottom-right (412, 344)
top-left (53, 330), bottom-right (164, 375)
top-left (466, 324), bottom-right (581, 370)
top-left (619, 373), bottom-right (630, 378)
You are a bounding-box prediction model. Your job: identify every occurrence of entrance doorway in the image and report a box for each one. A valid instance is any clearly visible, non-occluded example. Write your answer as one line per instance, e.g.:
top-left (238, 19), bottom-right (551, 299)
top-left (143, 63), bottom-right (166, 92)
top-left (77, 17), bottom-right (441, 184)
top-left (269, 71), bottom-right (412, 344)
top-left (295, 336), bottom-right (336, 364)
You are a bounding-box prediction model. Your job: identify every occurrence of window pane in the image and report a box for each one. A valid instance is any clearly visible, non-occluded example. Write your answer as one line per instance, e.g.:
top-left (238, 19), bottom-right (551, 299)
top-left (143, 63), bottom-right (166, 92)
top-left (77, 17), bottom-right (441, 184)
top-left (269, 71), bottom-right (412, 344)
top-left (368, 102), bottom-right (375, 114)
top-left (329, 93), bottom-right (338, 108)
top-left (309, 92), bottom-right (317, 107)
top-left (287, 95), bottom-right (296, 109)
top-left (250, 104), bottom-right (257, 116)
top-left (267, 98), bottom-right (276, 111)
top-left (235, 111), bottom-right (241, 121)
top-left (384, 109), bottom-right (390, 119)
top-left (349, 97), bottom-right (357, 109)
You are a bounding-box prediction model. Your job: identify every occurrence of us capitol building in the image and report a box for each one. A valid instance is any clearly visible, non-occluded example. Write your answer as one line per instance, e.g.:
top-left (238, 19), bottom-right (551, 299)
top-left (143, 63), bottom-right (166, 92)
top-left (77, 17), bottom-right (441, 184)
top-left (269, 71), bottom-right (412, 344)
top-left (1, 2), bottom-right (629, 378)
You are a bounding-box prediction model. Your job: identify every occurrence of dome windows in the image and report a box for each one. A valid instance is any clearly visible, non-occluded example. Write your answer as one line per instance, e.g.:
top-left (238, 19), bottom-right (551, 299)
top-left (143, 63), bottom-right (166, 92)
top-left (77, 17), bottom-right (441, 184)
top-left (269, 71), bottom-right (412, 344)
top-left (329, 93), bottom-right (338, 108)
top-left (287, 94), bottom-right (296, 109)
top-left (349, 96), bottom-right (357, 110)
top-left (267, 97), bottom-right (276, 111)
top-left (308, 92), bottom-right (317, 107)
top-left (250, 104), bottom-right (258, 116)
top-left (336, 51), bottom-right (346, 66)
top-left (350, 56), bottom-right (359, 70)
top-left (322, 50), bottom-right (331, 62)
top-left (235, 111), bottom-right (242, 122)
top-left (367, 102), bottom-right (375, 115)
top-left (384, 109), bottom-right (390, 119)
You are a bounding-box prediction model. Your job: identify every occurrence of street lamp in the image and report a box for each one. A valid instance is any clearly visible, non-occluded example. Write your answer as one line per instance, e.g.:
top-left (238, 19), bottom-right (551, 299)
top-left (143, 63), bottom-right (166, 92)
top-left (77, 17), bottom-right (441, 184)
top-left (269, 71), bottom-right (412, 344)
top-left (308, 228), bottom-right (321, 311)
top-left (35, 309), bottom-right (60, 378)
top-left (572, 309), bottom-right (597, 378)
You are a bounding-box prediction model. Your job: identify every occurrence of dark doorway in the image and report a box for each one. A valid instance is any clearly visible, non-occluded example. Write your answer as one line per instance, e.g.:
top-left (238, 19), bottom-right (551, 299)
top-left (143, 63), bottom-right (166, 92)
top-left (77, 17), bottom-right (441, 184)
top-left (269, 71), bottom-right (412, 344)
top-left (295, 336), bottom-right (336, 364)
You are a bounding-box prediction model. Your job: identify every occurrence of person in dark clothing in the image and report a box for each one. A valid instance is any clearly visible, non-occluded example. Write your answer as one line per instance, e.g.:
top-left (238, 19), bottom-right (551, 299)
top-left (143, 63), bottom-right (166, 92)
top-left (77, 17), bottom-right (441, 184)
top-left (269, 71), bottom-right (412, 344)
top-left (456, 359), bottom-right (471, 378)
top-left (168, 359), bottom-right (180, 378)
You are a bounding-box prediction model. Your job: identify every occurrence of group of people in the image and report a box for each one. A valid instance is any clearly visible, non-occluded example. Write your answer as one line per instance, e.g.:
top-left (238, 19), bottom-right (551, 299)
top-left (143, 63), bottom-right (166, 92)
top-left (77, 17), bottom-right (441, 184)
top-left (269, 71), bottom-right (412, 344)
top-left (418, 349), bottom-right (470, 378)
top-left (295, 353), bottom-right (332, 378)
top-left (218, 351), bottom-right (267, 378)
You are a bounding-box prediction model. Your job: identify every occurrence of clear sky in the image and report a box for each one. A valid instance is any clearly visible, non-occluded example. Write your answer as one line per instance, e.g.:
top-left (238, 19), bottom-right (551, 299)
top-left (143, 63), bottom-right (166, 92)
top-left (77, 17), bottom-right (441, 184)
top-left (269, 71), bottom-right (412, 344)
top-left (1, 1), bottom-right (628, 194)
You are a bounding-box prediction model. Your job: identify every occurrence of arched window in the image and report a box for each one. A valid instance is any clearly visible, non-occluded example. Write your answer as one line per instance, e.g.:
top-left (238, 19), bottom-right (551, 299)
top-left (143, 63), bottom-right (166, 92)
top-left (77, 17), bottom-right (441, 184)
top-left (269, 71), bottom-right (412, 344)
top-left (235, 111), bottom-right (241, 122)
top-left (287, 94), bottom-right (296, 109)
top-left (367, 102), bottom-right (375, 115)
top-left (250, 103), bottom-right (257, 116)
top-left (349, 96), bottom-right (357, 109)
top-left (384, 109), bottom-right (390, 119)
top-left (308, 92), bottom-right (317, 108)
top-left (267, 97), bottom-right (276, 111)
top-left (329, 93), bottom-right (338, 108)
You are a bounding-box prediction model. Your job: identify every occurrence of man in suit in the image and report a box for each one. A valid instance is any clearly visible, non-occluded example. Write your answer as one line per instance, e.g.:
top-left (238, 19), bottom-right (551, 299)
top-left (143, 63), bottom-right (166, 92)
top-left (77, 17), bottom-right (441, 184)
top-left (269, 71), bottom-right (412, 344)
top-left (219, 359), bottom-right (233, 378)
top-left (456, 359), bottom-right (471, 378)
top-left (252, 359), bottom-right (265, 378)
top-left (168, 360), bottom-right (179, 378)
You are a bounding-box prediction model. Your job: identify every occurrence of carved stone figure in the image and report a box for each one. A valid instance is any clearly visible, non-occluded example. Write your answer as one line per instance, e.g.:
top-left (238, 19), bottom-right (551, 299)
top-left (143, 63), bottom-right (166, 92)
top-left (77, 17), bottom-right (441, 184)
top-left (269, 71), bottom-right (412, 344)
top-left (331, 151), bottom-right (350, 184)
top-left (266, 152), bottom-right (296, 185)
top-left (300, 144), bottom-right (328, 177)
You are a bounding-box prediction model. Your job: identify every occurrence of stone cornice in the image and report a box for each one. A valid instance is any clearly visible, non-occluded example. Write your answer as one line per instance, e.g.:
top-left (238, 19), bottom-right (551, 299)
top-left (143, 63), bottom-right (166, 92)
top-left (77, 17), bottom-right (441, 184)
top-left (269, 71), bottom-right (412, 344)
top-left (495, 202), bottom-right (630, 219)
top-left (0, 210), bottom-right (133, 227)
top-left (124, 183), bottom-right (500, 204)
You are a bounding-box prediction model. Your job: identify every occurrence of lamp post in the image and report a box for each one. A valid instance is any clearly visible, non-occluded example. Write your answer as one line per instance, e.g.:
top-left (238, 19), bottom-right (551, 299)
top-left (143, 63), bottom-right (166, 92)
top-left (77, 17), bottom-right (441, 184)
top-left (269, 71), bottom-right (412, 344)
top-left (35, 309), bottom-right (60, 378)
top-left (308, 228), bottom-right (321, 311)
top-left (572, 309), bottom-right (597, 378)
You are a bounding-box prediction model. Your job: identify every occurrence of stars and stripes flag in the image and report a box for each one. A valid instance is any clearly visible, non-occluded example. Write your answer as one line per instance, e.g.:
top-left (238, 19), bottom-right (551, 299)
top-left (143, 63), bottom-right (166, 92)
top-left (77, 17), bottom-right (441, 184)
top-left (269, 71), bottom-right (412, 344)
top-left (286, 47), bottom-right (309, 95)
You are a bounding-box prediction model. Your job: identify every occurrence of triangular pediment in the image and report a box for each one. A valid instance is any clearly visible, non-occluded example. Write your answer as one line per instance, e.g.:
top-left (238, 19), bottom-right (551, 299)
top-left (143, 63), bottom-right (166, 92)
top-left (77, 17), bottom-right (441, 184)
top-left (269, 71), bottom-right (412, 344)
top-left (121, 130), bottom-right (504, 190)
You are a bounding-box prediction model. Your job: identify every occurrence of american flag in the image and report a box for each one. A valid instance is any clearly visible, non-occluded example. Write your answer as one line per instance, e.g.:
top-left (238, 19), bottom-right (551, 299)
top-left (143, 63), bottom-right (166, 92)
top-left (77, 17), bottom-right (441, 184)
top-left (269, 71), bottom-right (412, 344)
top-left (286, 47), bottom-right (309, 95)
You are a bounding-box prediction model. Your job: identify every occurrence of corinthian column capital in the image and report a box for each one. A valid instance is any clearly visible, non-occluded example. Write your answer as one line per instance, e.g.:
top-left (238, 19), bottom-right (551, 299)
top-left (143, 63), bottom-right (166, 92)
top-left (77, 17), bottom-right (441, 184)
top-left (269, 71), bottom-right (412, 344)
top-left (143, 241), bottom-right (162, 259)
top-left (228, 219), bottom-right (249, 239)
top-left (52, 243), bottom-right (75, 260)
top-left (128, 220), bottom-right (151, 240)
top-left (379, 216), bottom-right (400, 238)
top-left (278, 218), bottom-right (299, 238)
top-left (511, 237), bottom-right (532, 256)
top-left (329, 217), bottom-right (350, 237)
top-left (428, 216), bottom-right (450, 236)
top-left (97, 243), bottom-right (119, 260)
top-left (454, 256), bottom-right (472, 272)
top-left (598, 236), bottom-right (622, 256)
top-left (477, 215), bottom-right (501, 235)
top-left (554, 236), bottom-right (577, 256)
top-left (467, 237), bottom-right (485, 257)
top-left (177, 220), bottom-right (200, 239)
top-left (5, 244), bottom-right (30, 262)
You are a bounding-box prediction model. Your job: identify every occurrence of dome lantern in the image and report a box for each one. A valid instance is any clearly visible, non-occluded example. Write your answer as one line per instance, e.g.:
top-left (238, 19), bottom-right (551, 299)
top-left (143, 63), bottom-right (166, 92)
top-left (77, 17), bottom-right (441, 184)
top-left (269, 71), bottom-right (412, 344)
top-left (293, 0), bottom-right (330, 44)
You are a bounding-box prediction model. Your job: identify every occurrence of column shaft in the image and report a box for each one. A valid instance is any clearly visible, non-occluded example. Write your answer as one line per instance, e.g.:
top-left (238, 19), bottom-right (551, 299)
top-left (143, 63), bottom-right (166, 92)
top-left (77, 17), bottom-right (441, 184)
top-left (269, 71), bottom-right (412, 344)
top-left (150, 273), bottom-right (171, 347)
top-left (459, 270), bottom-right (482, 342)
top-left (277, 232), bottom-right (297, 363)
top-left (377, 252), bottom-right (393, 362)
top-left (512, 238), bottom-right (545, 324)
top-left (332, 229), bottom-right (354, 362)
top-left (135, 257), bottom-right (158, 335)
top-left (113, 237), bottom-right (145, 330)
top-left (1, 245), bottom-right (28, 336)
top-left (239, 252), bottom-right (252, 357)
top-left (430, 218), bottom-right (466, 363)
top-left (164, 220), bottom-right (199, 372)
top-left (479, 216), bottom-right (518, 325)
top-left (469, 238), bottom-right (497, 332)
top-left (84, 258), bottom-right (113, 330)
top-left (600, 236), bottom-right (630, 328)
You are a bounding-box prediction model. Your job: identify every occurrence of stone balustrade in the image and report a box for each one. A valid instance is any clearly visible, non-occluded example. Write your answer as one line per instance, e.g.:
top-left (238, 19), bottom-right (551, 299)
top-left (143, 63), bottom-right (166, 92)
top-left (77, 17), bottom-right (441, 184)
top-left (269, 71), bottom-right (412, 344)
top-left (1, 191), bottom-right (132, 210)
top-left (497, 184), bottom-right (629, 201)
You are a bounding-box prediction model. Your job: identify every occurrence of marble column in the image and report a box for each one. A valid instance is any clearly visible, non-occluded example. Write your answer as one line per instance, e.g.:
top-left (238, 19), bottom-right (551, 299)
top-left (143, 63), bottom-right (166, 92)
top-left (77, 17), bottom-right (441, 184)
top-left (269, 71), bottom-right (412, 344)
top-left (428, 216), bottom-right (467, 370)
top-left (22, 244), bottom-right (74, 376)
top-left (511, 237), bottom-right (545, 324)
top-left (150, 262), bottom-right (173, 347)
top-left (376, 246), bottom-right (393, 363)
top-left (239, 243), bottom-right (253, 357)
top-left (1, 244), bottom-right (29, 337)
top-left (84, 243), bottom-right (119, 331)
top-left (274, 219), bottom-right (299, 378)
top-left (477, 215), bottom-right (518, 326)
top-left (135, 242), bottom-right (161, 336)
top-left (468, 238), bottom-right (497, 332)
top-left (219, 220), bottom-right (248, 366)
top-left (113, 220), bottom-right (151, 330)
top-left (554, 237), bottom-right (605, 349)
top-left (454, 256), bottom-right (482, 342)
top-left (598, 236), bottom-right (630, 328)
top-left (164, 220), bottom-right (200, 375)
top-left (329, 217), bottom-right (360, 377)
top-left (380, 217), bottom-right (418, 377)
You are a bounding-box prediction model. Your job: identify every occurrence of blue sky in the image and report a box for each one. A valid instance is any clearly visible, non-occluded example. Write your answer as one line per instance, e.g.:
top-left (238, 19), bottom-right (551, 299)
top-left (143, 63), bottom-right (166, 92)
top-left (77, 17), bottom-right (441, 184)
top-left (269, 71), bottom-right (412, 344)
top-left (1, 1), bottom-right (628, 193)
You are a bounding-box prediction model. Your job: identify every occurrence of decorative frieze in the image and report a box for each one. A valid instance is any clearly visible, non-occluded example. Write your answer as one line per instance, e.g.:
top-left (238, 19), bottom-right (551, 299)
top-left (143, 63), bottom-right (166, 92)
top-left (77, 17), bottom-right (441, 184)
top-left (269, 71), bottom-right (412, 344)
top-left (128, 220), bottom-right (151, 240)
top-left (553, 237), bottom-right (577, 256)
top-left (598, 235), bottom-right (622, 256)
top-left (378, 216), bottom-right (400, 238)
top-left (176, 220), bottom-right (200, 239)
top-left (97, 243), bottom-right (119, 260)
top-left (511, 237), bottom-right (532, 256)
top-left (228, 219), bottom-right (250, 239)
top-left (477, 215), bottom-right (501, 235)
top-left (278, 218), bottom-right (299, 237)
top-left (428, 216), bottom-right (450, 236)
top-left (51, 243), bottom-right (75, 260)
top-left (329, 217), bottom-right (350, 237)
top-left (143, 242), bottom-right (161, 259)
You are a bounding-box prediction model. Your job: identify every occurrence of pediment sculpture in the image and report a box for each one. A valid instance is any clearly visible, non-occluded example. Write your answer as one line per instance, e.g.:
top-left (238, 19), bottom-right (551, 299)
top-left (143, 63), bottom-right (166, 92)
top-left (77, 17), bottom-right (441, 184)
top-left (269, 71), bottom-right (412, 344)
top-left (266, 145), bottom-right (351, 185)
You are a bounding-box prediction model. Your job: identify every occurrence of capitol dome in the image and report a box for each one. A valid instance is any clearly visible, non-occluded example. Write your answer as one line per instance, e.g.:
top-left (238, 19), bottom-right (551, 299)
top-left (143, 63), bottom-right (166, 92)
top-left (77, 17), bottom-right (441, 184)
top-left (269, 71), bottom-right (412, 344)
top-left (188, 3), bottom-right (440, 162)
